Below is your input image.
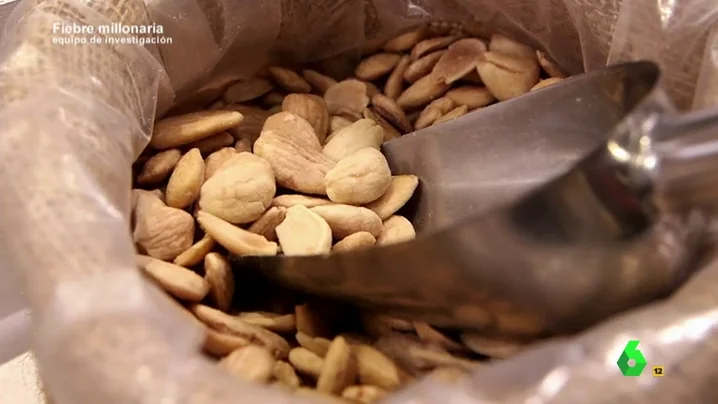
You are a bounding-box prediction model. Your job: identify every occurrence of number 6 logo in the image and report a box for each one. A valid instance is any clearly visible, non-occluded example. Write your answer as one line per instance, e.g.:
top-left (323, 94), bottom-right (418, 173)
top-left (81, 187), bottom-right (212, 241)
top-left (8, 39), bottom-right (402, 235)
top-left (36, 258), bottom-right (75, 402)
top-left (617, 340), bottom-right (647, 376)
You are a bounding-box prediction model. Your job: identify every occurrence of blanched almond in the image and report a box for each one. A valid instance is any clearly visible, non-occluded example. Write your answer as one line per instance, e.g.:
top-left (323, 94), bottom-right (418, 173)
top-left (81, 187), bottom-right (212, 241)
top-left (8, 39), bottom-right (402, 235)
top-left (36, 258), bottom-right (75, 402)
top-left (276, 205), bottom-right (333, 256)
top-left (302, 69), bottom-right (338, 94)
top-left (272, 194), bottom-right (333, 209)
top-left (151, 110), bottom-right (243, 149)
top-left (166, 148), bottom-right (204, 209)
top-left (237, 311), bottom-right (296, 333)
top-left (377, 215), bottom-right (416, 246)
top-left (325, 148), bottom-right (392, 205)
top-left (296, 332), bottom-right (332, 357)
top-left (311, 204), bottom-right (383, 239)
top-left (184, 132), bottom-right (235, 156)
top-left (247, 206), bottom-right (286, 241)
top-left (332, 232), bottom-right (376, 253)
top-left (432, 38), bottom-right (487, 84)
top-left (536, 50), bottom-right (566, 78)
top-left (530, 77), bottom-right (564, 91)
top-left (445, 86), bottom-right (495, 110)
top-left (274, 361), bottom-right (301, 388)
top-left (254, 112), bottom-right (336, 195)
top-left (174, 234), bottom-right (216, 267)
top-left (365, 175), bottom-right (419, 220)
top-left (433, 105), bottom-right (468, 126)
top-left (223, 78), bottom-right (274, 103)
top-left (136, 255), bottom-right (209, 302)
top-left (289, 347), bottom-right (325, 378)
top-left (203, 147), bottom-right (237, 180)
top-left (317, 336), bottom-right (356, 394)
top-left (136, 149), bottom-right (182, 185)
top-left (397, 73), bottom-right (451, 110)
top-left (355, 53), bottom-right (401, 81)
top-left (383, 27), bottom-right (427, 52)
top-left (197, 211), bottom-right (279, 256)
top-left (324, 79), bottom-right (370, 120)
top-left (363, 108), bottom-right (401, 142)
top-left (323, 119), bottom-right (384, 161)
top-left (489, 34), bottom-right (536, 60)
top-left (414, 97), bottom-right (455, 129)
top-left (404, 50), bottom-right (445, 83)
top-left (342, 385), bottom-right (388, 403)
top-left (459, 332), bottom-right (527, 358)
top-left (476, 52), bottom-right (540, 101)
top-left (282, 94), bottom-right (330, 143)
top-left (219, 345), bottom-right (276, 383)
top-left (384, 55), bottom-right (411, 100)
top-left (199, 152), bottom-right (276, 224)
top-left (204, 252), bottom-right (234, 312)
top-left (224, 104), bottom-right (271, 145)
top-left (330, 115), bottom-right (355, 134)
top-left (268, 66), bottom-right (311, 93)
top-left (410, 36), bottom-right (458, 60)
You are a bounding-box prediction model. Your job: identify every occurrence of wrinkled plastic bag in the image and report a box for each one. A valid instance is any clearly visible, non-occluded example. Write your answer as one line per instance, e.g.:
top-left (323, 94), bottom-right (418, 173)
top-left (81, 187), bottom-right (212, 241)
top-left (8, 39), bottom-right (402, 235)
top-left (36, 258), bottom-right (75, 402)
top-left (0, 0), bottom-right (717, 402)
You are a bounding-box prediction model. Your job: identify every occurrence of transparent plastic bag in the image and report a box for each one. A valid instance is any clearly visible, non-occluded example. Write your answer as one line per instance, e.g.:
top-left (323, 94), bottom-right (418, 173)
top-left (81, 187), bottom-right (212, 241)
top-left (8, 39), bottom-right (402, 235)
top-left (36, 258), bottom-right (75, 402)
top-left (0, 0), bottom-right (716, 402)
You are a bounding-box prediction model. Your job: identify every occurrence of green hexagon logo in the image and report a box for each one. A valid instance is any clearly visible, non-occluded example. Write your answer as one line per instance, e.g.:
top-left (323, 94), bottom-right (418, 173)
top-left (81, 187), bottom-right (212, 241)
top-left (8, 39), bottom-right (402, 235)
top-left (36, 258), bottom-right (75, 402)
top-left (617, 340), bottom-right (647, 376)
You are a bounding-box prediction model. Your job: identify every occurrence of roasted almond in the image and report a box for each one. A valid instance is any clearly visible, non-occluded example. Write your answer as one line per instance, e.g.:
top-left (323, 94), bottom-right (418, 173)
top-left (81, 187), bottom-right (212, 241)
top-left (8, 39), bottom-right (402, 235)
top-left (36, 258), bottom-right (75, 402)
top-left (355, 53), bottom-right (402, 81)
top-left (383, 27), bottom-right (427, 52)
top-left (197, 211), bottom-right (279, 256)
top-left (332, 232), bottom-right (377, 253)
top-left (530, 77), bottom-right (564, 91)
top-left (365, 175), bottom-right (419, 220)
top-left (376, 215), bottom-right (416, 246)
top-left (445, 86), bottom-right (495, 110)
top-left (404, 50), bottom-right (445, 83)
top-left (311, 204), bottom-right (384, 239)
top-left (536, 50), bottom-right (567, 78)
top-left (302, 69), bottom-right (339, 94)
top-left (371, 94), bottom-right (412, 133)
top-left (397, 73), bottom-right (451, 110)
top-left (223, 78), bottom-right (274, 103)
top-left (489, 34), bottom-right (536, 60)
top-left (136, 255), bottom-right (209, 302)
top-left (414, 97), bottom-right (455, 129)
top-left (282, 94), bottom-right (330, 143)
top-left (275, 205), bottom-right (333, 256)
top-left (325, 148), bottom-right (392, 205)
top-left (151, 110), bottom-right (243, 149)
top-left (323, 118), bottom-right (384, 161)
top-left (363, 108), bottom-right (402, 142)
top-left (268, 66), bottom-right (311, 93)
top-left (247, 206), bottom-right (287, 241)
top-left (433, 105), bottom-right (468, 126)
top-left (384, 55), bottom-right (411, 100)
top-left (324, 79), bottom-right (370, 120)
top-left (432, 38), bottom-right (487, 84)
top-left (410, 36), bottom-right (458, 60)
top-left (476, 52), bottom-right (540, 101)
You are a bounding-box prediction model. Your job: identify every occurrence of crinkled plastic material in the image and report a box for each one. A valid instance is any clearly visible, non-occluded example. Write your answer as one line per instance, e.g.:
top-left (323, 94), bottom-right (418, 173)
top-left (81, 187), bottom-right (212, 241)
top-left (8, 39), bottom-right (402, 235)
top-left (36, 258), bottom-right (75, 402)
top-left (0, 0), bottom-right (717, 403)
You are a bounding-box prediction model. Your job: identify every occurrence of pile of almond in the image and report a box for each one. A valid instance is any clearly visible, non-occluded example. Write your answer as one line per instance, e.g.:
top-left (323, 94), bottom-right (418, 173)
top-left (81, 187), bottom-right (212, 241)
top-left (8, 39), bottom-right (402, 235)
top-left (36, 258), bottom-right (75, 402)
top-left (131, 25), bottom-right (564, 403)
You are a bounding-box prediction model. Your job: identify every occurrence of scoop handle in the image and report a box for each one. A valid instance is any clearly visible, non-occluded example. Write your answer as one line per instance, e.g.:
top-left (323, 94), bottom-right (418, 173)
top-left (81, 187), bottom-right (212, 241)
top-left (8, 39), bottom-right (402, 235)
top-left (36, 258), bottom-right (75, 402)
top-left (654, 107), bottom-right (718, 211)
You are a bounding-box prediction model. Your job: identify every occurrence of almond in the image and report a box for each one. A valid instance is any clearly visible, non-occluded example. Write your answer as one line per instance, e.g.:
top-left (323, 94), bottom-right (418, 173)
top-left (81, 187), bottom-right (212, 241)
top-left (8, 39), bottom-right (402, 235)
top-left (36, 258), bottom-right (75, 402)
top-left (223, 78), bottom-right (274, 103)
top-left (371, 94), bottom-right (412, 133)
top-left (324, 79), bottom-right (370, 120)
top-left (530, 77), bottom-right (564, 91)
top-left (432, 38), bottom-right (487, 84)
top-left (384, 55), bottom-right (411, 100)
top-left (403, 50), bottom-right (445, 83)
top-left (376, 215), bottom-right (415, 246)
top-left (268, 66), bottom-right (311, 93)
top-left (311, 204), bottom-right (383, 239)
top-left (136, 149), bottom-right (181, 185)
top-left (536, 50), bottom-right (566, 78)
top-left (133, 191), bottom-right (195, 260)
top-left (282, 93), bottom-right (330, 143)
top-left (410, 36), bottom-right (458, 60)
top-left (166, 148), bottom-right (204, 209)
top-left (332, 232), bottom-right (377, 253)
top-left (362, 108), bottom-right (401, 142)
top-left (325, 148), bottom-right (392, 205)
top-left (355, 53), bottom-right (402, 81)
top-left (219, 345), bottom-right (275, 384)
top-left (445, 86), bottom-right (495, 110)
top-left (272, 194), bottom-right (333, 209)
top-left (204, 252), bottom-right (235, 312)
top-left (254, 112), bottom-right (336, 195)
top-left (151, 110), bottom-right (243, 149)
top-left (224, 104), bottom-right (271, 145)
top-left (383, 27), bottom-right (427, 52)
top-left (414, 97), bottom-right (455, 129)
top-left (433, 105), bottom-right (468, 126)
top-left (174, 234), bottom-right (215, 267)
top-left (275, 205), bottom-right (332, 256)
top-left (489, 34), bottom-right (536, 60)
top-left (476, 52), bottom-right (540, 101)
top-left (365, 175), bottom-right (419, 220)
top-left (302, 69), bottom-right (338, 94)
top-left (136, 255), bottom-right (209, 302)
top-left (397, 73), bottom-right (451, 110)
top-left (197, 211), bottom-right (278, 256)
top-left (247, 206), bottom-right (286, 241)
top-left (323, 119), bottom-right (384, 161)
top-left (203, 147), bottom-right (237, 180)
top-left (183, 132), bottom-right (235, 156)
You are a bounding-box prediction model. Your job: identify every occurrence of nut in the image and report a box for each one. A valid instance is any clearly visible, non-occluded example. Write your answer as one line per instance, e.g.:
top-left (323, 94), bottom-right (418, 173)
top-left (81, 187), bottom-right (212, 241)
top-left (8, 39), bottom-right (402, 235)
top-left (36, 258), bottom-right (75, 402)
top-left (273, 194), bottom-right (333, 209)
top-left (330, 115), bottom-right (356, 133)
top-left (403, 50), bottom-right (445, 83)
top-left (254, 112), bottom-right (336, 195)
top-left (275, 205), bottom-right (333, 256)
top-left (203, 328), bottom-right (251, 357)
top-left (530, 77), bottom-right (564, 91)
top-left (317, 336), bottom-right (356, 394)
top-left (289, 347), bottom-right (325, 378)
top-left (302, 69), bottom-right (338, 94)
top-left (204, 252), bottom-right (235, 312)
top-left (191, 304), bottom-right (290, 359)
top-left (371, 94), bottom-right (412, 133)
top-left (355, 53), bottom-right (402, 81)
top-left (476, 52), bottom-right (540, 101)
top-left (296, 332), bottom-right (332, 357)
top-left (247, 206), bottom-right (287, 241)
top-left (489, 34), bottom-right (536, 61)
top-left (136, 149), bottom-right (181, 185)
top-left (413, 323), bottom-right (467, 352)
top-left (224, 104), bottom-right (271, 145)
top-left (384, 55), bottom-right (411, 100)
top-left (296, 304), bottom-right (332, 337)
top-left (342, 385), bottom-right (388, 404)
top-left (432, 38), bottom-right (487, 84)
top-left (410, 36), bottom-right (458, 60)
top-left (324, 79), bottom-right (370, 120)
top-left (199, 152), bottom-right (276, 224)
top-left (323, 119), bottom-right (384, 161)
top-left (375, 334), bottom-right (477, 373)
top-left (166, 148), bottom-right (205, 209)
top-left (223, 78), bottom-right (275, 103)
top-left (234, 139), bottom-right (252, 153)
top-left (237, 311), bottom-right (296, 333)
top-left (433, 105), bottom-right (468, 126)
top-left (332, 232), bottom-right (376, 253)
top-left (445, 86), bottom-right (495, 110)
top-left (197, 211), bottom-right (278, 256)
top-left (376, 215), bottom-right (416, 246)
top-left (365, 175), bottom-right (419, 220)
top-left (282, 94), bottom-right (330, 143)
top-left (184, 132), bottom-right (235, 156)
top-left (536, 50), bottom-right (566, 78)
top-left (173, 234), bottom-right (216, 267)
top-left (274, 360), bottom-right (301, 388)
top-left (268, 66), bottom-right (311, 93)
top-left (459, 332), bottom-right (526, 358)
top-left (325, 148), bottom-right (392, 205)
top-left (362, 108), bottom-right (401, 142)
top-left (219, 345), bottom-right (276, 383)
top-left (310, 204), bottom-right (383, 239)
top-left (150, 110), bottom-right (243, 149)
top-left (260, 91), bottom-right (288, 108)
top-left (133, 191), bottom-right (195, 260)
top-left (136, 254), bottom-right (209, 302)
top-left (203, 147), bottom-right (237, 180)
top-left (383, 27), bottom-right (427, 52)
top-left (414, 97), bottom-right (455, 129)
top-left (397, 73), bottom-right (451, 110)
top-left (353, 344), bottom-right (402, 389)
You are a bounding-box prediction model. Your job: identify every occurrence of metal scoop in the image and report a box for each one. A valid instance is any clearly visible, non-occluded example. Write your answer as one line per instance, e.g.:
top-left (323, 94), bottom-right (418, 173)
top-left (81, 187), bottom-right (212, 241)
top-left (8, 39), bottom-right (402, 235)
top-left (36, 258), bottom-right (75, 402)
top-left (231, 61), bottom-right (718, 337)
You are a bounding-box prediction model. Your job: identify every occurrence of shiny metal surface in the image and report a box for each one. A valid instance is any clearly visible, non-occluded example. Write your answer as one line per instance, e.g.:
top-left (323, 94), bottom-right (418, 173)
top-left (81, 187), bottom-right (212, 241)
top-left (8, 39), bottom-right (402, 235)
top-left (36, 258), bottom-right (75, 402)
top-left (231, 61), bottom-right (716, 337)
